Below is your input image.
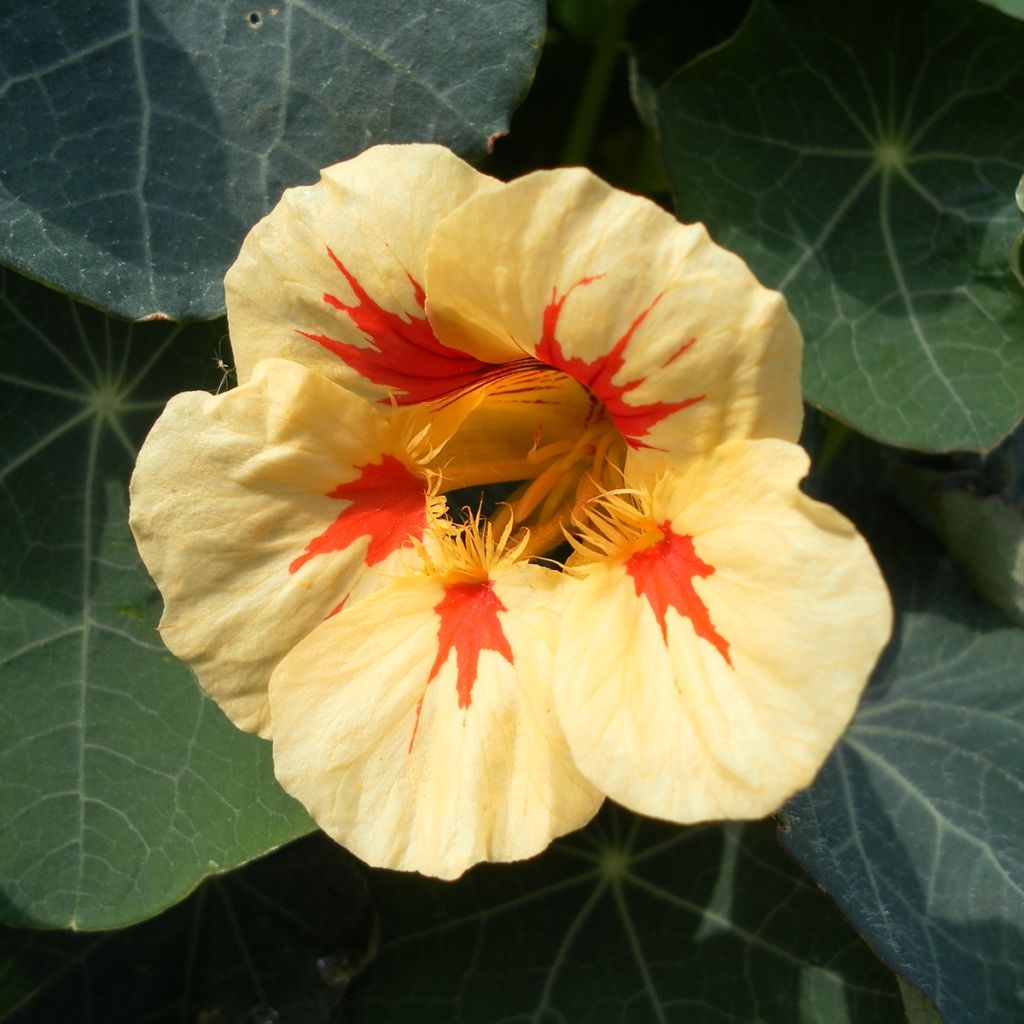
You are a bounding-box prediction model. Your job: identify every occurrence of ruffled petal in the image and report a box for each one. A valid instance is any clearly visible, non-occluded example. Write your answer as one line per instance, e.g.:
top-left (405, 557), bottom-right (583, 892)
top-left (555, 439), bottom-right (891, 822)
top-left (425, 168), bottom-right (802, 455)
top-left (226, 144), bottom-right (500, 402)
top-left (129, 359), bottom-right (433, 737)
top-left (268, 563), bottom-right (602, 878)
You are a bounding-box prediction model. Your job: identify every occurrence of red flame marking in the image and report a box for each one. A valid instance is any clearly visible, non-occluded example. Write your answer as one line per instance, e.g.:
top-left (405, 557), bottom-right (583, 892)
top-left (289, 455), bottom-right (426, 574)
top-left (409, 581), bottom-right (514, 752)
top-left (535, 278), bottom-right (704, 448)
top-left (626, 523), bottom-right (731, 664)
top-left (297, 247), bottom-right (491, 404)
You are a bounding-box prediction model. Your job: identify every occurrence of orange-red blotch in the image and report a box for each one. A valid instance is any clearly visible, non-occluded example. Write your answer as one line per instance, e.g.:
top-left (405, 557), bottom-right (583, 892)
top-left (535, 278), bottom-right (704, 448)
top-left (430, 581), bottom-right (514, 708)
top-left (409, 580), bottom-right (514, 753)
top-left (298, 247), bottom-right (492, 403)
top-left (290, 455), bottom-right (427, 573)
top-left (626, 522), bottom-right (731, 664)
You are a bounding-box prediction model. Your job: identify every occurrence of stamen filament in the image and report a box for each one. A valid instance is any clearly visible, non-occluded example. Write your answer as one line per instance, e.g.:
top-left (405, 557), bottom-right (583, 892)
top-left (513, 457), bottom-right (579, 523)
top-left (434, 439), bottom-right (576, 491)
top-left (503, 424), bottom-right (608, 524)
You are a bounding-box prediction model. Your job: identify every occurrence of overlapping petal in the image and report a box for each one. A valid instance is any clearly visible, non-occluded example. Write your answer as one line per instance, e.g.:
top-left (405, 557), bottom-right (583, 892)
top-left (268, 561), bottom-right (602, 878)
top-left (130, 144), bottom-right (893, 879)
top-left (129, 359), bottom-right (436, 736)
top-left (554, 440), bottom-right (892, 822)
top-left (424, 168), bottom-right (803, 455)
top-left (225, 144), bottom-right (500, 402)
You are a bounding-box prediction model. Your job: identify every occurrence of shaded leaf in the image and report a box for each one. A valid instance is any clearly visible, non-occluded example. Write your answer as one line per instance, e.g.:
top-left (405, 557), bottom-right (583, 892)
top-left (0, 0), bottom-right (545, 320)
top-left (0, 835), bottom-right (374, 1023)
top-left (348, 810), bottom-right (903, 1023)
top-left (1012, 173), bottom-right (1024, 288)
top-left (0, 267), bottom-right (312, 931)
top-left (884, 423), bottom-right (1024, 627)
top-left (625, 0), bottom-right (749, 128)
top-left (658, 0), bottom-right (1024, 452)
top-left (780, 505), bottom-right (1024, 1024)
top-left (924, 484), bottom-right (1024, 627)
top-left (973, 0), bottom-right (1024, 20)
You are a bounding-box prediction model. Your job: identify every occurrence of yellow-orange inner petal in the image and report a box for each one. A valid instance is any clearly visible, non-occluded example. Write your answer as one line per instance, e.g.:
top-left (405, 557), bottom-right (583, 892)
top-left (418, 363), bottom-right (627, 559)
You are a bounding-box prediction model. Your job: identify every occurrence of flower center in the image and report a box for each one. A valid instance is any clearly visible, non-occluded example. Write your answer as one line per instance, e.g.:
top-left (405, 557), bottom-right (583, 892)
top-left (415, 508), bottom-right (528, 585)
top-left (423, 365), bottom-right (627, 561)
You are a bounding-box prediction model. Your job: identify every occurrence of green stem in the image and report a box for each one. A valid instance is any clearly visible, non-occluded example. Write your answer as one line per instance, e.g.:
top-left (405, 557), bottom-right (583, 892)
top-left (561, 0), bottom-right (637, 167)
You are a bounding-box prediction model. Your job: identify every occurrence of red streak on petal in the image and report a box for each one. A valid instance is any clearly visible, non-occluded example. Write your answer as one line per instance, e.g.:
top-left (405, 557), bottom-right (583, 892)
top-left (430, 581), bottom-right (514, 707)
top-left (626, 522), bottom-right (731, 664)
top-left (408, 580), bottom-right (514, 753)
top-left (297, 247), bottom-right (492, 403)
top-left (289, 455), bottom-right (425, 574)
top-left (535, 278), bottom-right (705, 448)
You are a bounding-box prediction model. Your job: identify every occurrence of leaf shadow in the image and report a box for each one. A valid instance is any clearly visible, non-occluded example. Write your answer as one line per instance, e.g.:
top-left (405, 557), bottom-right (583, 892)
top-left (0, 833), bottom-right (376, 1023)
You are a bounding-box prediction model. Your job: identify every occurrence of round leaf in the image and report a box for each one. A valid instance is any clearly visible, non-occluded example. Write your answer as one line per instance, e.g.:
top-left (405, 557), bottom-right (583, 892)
top-left (0, 0), bottom-right (545, 320)
top-left (781, 517), bottom-right (1024, 1024)
top-left (0, 267), bottom-right (313, 931)
top-left (658, 0), bottom-right (1024, 452)
top-left (353, 812), bottom-right (903, 1022)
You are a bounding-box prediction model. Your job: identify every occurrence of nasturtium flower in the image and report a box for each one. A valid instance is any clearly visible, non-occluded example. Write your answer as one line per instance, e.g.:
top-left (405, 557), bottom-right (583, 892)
top-left (130, 144), bottom-right (892, 879)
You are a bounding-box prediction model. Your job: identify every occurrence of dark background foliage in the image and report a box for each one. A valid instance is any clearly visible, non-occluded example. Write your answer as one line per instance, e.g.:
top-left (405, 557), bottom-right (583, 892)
top-left (1, 1), bottom-right (1021, 1021)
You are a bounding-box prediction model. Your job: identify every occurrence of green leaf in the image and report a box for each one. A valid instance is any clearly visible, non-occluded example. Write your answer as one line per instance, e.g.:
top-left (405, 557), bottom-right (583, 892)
top-left (897, 979), bottom-right (943, 1024)
top-left (780, 511), bottom-right (1024, 1024)
top-left (973, 0), bottom-right (1024, 21)
top-left (349, 811), bottom-right (903, 1023)
top-left (925, 485), bottom-right (1024, 626)
top-left (1012, 174), bottom-right (1024, 288)
top-left (0, 0), bottom-right (545, 320)
top-left (0, 819), bottom-right (904, 1023)
top-left (658, 0), bottom-right (1024, 452)
top-left (0, 835), bottom-right (374, 1022)
top-left (0, 267), bottom-right (312, 931)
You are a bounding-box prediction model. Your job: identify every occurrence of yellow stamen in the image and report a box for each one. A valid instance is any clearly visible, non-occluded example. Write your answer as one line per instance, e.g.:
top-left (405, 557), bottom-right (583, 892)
top-left (433, 438), bottom-right (574, 491)
top-left (566, 487), bottom-right (663, 568)
top-left (503, 423), bottom-right (609, 522)
top-left (415, 503), bottom-right (529, 584)
top-left (408, 363), bottom-right (633, 562)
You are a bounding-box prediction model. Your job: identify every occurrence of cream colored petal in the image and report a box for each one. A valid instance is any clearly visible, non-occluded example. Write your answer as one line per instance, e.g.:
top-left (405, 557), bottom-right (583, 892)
top-left (129, 359), bottom-right (431, 737)
top-left (268, 564), bottom-right (602, 878)
top-left (425, 168), bottom-right (802, 455)
top-left (226, 144), bottom-right (501, 401)
top-left (555, 439), bottom-right (891, 822)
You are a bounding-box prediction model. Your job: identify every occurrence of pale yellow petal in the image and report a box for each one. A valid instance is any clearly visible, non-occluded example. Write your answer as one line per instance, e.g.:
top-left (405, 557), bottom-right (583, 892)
top-left (129, 359), bottom-right (431, 736)
top-left (268, 564), bottom-right (602, 878)
top-left (425, 168), bottom-right (802, 454)
top-left (556, 439), bottom-right (891, 821)
top-left (226, 144), bottom-right (500, 400)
